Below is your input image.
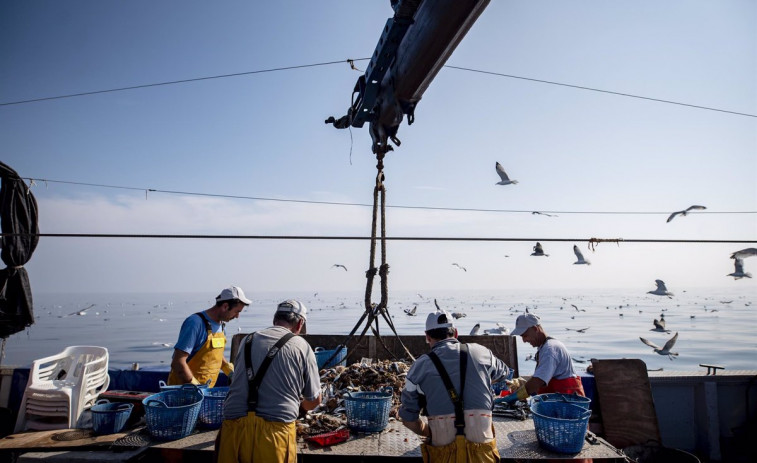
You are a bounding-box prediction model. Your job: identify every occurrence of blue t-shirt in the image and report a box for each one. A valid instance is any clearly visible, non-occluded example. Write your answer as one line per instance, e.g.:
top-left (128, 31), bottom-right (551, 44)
top-left (174, 312), bottom-right (224, 362)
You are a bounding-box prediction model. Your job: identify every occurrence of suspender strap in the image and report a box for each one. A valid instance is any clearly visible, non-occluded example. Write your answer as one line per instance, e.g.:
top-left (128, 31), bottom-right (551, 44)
top-left (427, 343), bottom-right (469, 434)
top-left (195, 312), bottom-right (211, 332)
top-left (245, 332), bottom-right (295, 411)
top-left (196, 311), bottom-right (226, 338)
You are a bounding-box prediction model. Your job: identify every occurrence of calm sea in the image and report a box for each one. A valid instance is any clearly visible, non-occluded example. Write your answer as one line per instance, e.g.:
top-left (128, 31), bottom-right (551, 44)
top-left (2, 288), bottom-right (755, 374)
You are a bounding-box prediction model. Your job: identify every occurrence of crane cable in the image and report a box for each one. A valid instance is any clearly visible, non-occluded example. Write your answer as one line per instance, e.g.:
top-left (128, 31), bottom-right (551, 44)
top-left (325, 151), bottom-right (416, 366)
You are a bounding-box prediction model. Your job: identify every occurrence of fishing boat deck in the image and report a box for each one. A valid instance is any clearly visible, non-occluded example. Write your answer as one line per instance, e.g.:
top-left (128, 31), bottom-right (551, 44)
top-left (2, 417), bottom-right (625, 462)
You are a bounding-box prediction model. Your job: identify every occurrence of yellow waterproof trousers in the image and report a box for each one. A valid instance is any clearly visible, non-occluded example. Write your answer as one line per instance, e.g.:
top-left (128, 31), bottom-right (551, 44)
top-left (421, 435), bottom-right (500, 463)
top-left (216, 412), bottom-right (297, 463)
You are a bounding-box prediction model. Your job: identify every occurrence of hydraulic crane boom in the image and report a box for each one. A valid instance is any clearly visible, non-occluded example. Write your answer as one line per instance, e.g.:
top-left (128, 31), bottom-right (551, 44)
top-left (326, 0), bottom-right (491, 155)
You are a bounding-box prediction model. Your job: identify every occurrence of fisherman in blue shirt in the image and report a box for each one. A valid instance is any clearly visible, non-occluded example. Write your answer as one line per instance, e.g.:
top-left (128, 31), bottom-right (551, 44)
top-left (167, 286), bottom-right (251, 387)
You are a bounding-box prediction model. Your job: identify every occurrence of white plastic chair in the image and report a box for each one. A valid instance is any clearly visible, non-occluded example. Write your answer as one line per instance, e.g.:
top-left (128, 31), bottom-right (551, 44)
top-left (15, 346), bottom-right (110, 432)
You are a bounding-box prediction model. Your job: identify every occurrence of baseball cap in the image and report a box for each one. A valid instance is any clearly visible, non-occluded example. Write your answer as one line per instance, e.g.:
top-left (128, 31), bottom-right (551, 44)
top-left (425, 309), bottom-right (455, 331)
top-left (216, 286), bottom-right (252, 305)
top-left (276, 299), bottom-right (307, 321)
top-left (511, 313), bottom-right (540, 336)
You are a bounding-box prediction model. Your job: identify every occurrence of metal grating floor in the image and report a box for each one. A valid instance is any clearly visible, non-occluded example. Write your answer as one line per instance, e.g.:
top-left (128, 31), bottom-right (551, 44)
top-left (299, 417), bottom-right (624, 459)
top-left (106, 416), bottom-right (625, 460)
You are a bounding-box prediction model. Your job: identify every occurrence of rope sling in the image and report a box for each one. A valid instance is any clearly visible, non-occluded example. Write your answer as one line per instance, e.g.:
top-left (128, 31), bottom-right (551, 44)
top-left (321, 151), bottom-right (415, 366)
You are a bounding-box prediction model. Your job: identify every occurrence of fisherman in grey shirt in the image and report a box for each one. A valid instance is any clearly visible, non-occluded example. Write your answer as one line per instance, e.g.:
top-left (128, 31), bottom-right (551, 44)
top-left (400, 309), bottom-right (512, 462)
top-left (217, 300), bottom-right (321, 463)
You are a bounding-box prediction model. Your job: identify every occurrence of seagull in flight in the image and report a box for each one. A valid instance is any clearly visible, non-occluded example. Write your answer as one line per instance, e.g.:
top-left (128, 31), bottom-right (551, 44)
top-left (450, 312), bottom-right (467, 319)
top-left (571, 304), bottom-right (585, 312)
top-left (404, 305), bottom-right (417, 316)
top-left (573, 245), bottom-right (591, 265)
top-left (532, 211), bottom-right (557, 217)
top-left (60, 304), bottom-right (95, 318)
top-left (452, 263), bottom-right (467, 272)
top-left (648, 280), bottom-right (673, 297)
top-left (531, 242), bottom-right (549, 257)
top-left (332, 264), bottom-right (348, 271)
top-left (651, 317), bottom-right (670, 333)
top-left (666, 205), bottom-right (706, 223)
top-left (469, 323), bottom-right (481, 335)
top-left (565, 327), bottom-right (590, 333)
top-left (730, 248), bottom-right (757, 260)
top-left (727, 257), bottom-right (752, 279)
top-left (495, 162), bottom-right (518, 185)
top-left (639, 332), bottom-right (679, 360)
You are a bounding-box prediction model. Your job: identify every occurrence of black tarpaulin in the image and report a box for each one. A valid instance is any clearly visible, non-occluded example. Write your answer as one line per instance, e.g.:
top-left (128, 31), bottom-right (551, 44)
top-left (0, 162), bottom-right (39, 339)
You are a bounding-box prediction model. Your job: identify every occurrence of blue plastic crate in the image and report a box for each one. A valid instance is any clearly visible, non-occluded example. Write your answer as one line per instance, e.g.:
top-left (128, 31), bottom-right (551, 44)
top-left (142, 385), bottom-right (204, 440)
top-left (314, 346), bottom-right (347, 369)
top-left (198, 387), bottom-right (228, 429)
top-left (530, 400), bottom-right (591, 454)
top-left (91, 400), bottom-right (133, 435)
top-left (344, 387), bottom-right (393, 433)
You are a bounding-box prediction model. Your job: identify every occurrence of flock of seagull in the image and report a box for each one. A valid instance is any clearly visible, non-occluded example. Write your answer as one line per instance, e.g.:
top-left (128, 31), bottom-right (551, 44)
top-left (495, 161), bottom-right (753, 278)
top-left (329, 248), bottom-right (754, 363)
top-left (631, 249), bottom-right (755, 360)
top-left (322, 163), bottom-right (754, 364)
top-left (394, 271), bottom-right (753, 363)
top-left (326, 162), bottom-right (751, 281)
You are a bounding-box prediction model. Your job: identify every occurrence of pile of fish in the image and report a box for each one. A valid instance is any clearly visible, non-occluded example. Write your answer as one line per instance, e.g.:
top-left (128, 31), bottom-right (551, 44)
top-left (492, 399), bottom-right (531, 420)
top-left (296, 359), bottom-right (409, 437)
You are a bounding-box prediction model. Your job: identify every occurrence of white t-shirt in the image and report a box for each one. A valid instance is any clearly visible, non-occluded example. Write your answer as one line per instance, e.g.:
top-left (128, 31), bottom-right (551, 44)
top-left (532, 338), bottom-right (577, 384)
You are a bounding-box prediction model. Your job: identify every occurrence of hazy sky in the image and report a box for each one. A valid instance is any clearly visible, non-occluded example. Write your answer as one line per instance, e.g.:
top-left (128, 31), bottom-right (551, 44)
top-left (1, 1), bottom-right (755, 295)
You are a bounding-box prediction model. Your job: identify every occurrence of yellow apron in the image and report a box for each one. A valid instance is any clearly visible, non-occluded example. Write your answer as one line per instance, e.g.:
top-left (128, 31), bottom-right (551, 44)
top-left (421, 435), bottom-right (500, 463)
top-left (167, 312), bottom-right (226, 387)
top-left (216, 412), bottom-right (297, 463)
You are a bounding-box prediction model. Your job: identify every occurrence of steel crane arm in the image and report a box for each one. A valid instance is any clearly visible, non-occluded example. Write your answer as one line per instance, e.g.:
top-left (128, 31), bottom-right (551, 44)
top-left (326, 0), bottom-right (491, 155)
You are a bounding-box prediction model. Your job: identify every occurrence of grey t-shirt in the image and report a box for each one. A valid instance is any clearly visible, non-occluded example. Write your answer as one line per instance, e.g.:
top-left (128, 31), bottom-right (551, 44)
top-left (399, 338), bottom-right (512, 422)
top-left (223, 326), bottom-right (321, 423)
top-left (533, 338), bottom-right (576, 384)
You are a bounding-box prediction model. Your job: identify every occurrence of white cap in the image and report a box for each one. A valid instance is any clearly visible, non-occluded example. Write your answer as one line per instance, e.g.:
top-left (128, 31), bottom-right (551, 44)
top-left (511, 313), bottom-right (540, 336)
top-left (425, 309), bottom-right (455, 331)
top-left (216, 286), bottom-right (252, 305)
top-left (276, 299), bottom-right (308, 321)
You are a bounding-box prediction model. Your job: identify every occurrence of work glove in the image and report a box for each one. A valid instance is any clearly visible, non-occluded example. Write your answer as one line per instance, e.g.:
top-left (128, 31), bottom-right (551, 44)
top-left (190, 377), bottom-right (201, 385)
top-left (496, 385), bottom-right (529, 404)
top-left (506, 377), bottom-right (527, 392)
top-left (222, 362), bottom-right (234, 377)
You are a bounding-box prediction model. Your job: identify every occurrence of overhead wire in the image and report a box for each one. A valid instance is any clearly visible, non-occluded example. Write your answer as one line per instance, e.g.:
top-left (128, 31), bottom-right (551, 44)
top-left (22, 177), bottom-right (757, 217)
top-left (2, 233), bottom-right (754, 245)
top-left (444, 65), bottom-right (757, 118)
top-left (0, 58), bottom-right (371, 107)
top-left (1, 59), bottom-right (754, 118)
